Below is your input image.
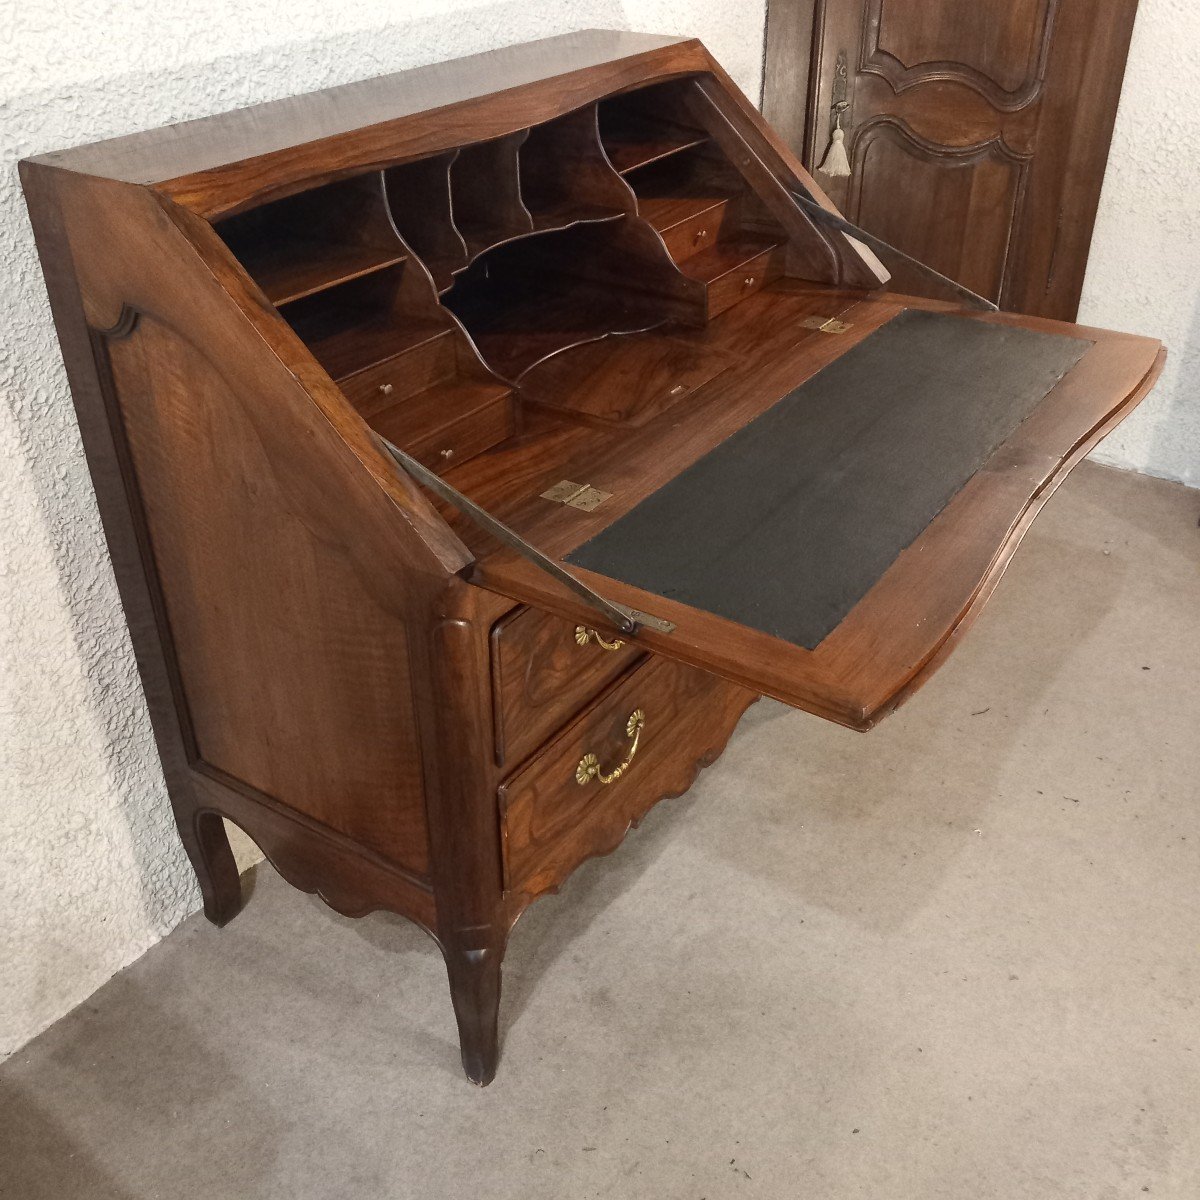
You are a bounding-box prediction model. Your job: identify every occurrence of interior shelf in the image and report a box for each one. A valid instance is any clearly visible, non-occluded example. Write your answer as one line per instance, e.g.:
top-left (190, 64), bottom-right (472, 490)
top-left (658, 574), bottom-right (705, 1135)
top-left (282, 265), bottom-right (449, 380)
top-left (241, 238), bottom-right (406, 307)
top-left (625, 149), bottom-right (741, 236)
top-left (216, 174), bottom-right (404, 307)
top-left (598, 84), bottom-right (709, 175)
top-left (600, 110), bottom-right (708, 175)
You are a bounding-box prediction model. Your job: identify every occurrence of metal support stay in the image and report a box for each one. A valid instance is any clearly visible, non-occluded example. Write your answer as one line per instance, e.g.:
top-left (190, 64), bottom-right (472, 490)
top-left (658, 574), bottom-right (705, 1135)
top-left (378, 436), bottom-right (674, 638)
top-left (789, 191), bottom-right (999, 313)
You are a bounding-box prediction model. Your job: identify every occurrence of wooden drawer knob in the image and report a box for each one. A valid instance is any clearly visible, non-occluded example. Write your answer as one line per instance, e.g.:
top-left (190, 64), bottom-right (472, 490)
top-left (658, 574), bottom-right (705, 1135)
top-left (378, 382), bottom-right (394, 396)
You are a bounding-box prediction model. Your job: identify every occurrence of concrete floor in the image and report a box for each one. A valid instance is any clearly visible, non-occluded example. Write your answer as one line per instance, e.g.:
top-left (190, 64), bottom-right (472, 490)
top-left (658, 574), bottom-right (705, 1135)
top-left (3, 460), bottom-right (1199, 1200)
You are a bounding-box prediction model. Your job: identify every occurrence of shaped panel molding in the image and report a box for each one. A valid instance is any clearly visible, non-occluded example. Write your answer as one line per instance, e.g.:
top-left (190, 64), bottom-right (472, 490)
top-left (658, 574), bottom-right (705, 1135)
top-left (848, 117), bottom-right (1032, 302)
top-left (860, 0), bottom-right (1060, 111)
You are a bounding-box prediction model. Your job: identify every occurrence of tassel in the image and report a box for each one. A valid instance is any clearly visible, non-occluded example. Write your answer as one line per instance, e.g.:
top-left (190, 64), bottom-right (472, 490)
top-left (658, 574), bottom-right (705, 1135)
top-left (819, 120), bottom-right (852, 178)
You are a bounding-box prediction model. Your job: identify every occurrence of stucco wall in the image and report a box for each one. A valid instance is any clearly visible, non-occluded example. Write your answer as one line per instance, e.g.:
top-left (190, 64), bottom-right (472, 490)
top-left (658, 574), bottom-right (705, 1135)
top-left (0, 1), bottom-right (767, 1057)
top-left (1079, 0), bottom-right (1200, 486)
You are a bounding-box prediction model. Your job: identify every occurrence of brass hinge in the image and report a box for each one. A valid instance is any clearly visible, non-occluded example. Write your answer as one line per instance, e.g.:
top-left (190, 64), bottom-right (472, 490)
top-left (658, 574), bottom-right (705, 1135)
top-left (540, 480), bottom-right (613, 512)
top-left (802, 315), bottom-right (852, 334)
top-left (377, 437), bottom-right (672, 637)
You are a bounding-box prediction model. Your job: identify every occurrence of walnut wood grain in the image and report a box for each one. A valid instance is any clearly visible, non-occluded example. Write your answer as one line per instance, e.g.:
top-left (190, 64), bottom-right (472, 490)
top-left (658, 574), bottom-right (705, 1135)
top-left (517, 331), bottom-right (738, 427)
top-left (499, 655), bottom-right (756, 900)
top-left (490, 605), bottom-right (644, 767)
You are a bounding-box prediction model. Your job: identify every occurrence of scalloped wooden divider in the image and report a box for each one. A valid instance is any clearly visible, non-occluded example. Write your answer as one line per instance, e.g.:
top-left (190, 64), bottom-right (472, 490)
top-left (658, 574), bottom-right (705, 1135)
top-left (213, 80), bottom-right (803, 474)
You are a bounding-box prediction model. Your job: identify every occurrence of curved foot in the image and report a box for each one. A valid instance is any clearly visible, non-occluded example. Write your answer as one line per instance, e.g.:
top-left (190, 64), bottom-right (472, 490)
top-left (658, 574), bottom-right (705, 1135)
top-left (179, 808), bottom-right (245, 927)
top-left (443, 943), bottom-right (504, 1085)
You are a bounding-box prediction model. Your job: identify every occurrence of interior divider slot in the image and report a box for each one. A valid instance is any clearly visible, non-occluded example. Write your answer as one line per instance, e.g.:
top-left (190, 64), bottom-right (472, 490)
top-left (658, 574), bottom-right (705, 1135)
top-left (598, 82), bottom-right (710, 175)
top-left (625, 147), bottom-right (742, 241)
top-left (518, 104), bottom-right (636, 230)
top-left (215, 174), bottom-right (405, 307)
top-left (441, 220), bottom-right (707, 380)
top-left (281, 265), bottom-right (453, 380)
top-left (385, 152), bottom-right (469, 294)
top-left (450, 131), bottom-right (535, 260)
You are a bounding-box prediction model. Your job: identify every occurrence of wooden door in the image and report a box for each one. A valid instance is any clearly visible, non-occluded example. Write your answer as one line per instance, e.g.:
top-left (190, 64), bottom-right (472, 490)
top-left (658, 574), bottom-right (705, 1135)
top-left (763, 0), bottom-right (1140, 318)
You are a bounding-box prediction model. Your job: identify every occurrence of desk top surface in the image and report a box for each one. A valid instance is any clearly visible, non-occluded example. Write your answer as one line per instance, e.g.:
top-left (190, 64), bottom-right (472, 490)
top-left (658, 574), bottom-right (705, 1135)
top-left (26, 30), bottom-right (690, 188)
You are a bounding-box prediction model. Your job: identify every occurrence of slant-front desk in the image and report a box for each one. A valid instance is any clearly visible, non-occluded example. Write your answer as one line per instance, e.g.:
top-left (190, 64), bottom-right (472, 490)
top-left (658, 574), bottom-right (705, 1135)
top-left (23, 30), bottom-right (1163, 1084)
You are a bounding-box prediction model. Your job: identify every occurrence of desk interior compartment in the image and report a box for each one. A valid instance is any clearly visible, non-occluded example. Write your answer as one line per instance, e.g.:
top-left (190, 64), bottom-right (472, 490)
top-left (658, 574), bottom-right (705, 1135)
top-left (517, 104), bottom-right (635, 231)
top-left (449, 132), bottom-right (535, 260)
top-left (280, 254), bottom-right (515, 474)
top-left (598, 80), bottom-right (710, 175)
top-left (441, 218), bottom-right (705, 380)
top-left (384, 152), bottom-right (469, 294)
top-left (623, 143), bottom-right (788, 314)
top-left (215, 174), bottom-right (406, 307)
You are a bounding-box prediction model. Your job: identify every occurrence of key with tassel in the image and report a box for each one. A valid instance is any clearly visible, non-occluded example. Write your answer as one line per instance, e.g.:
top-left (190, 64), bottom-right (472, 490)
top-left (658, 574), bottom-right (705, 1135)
top-left (818, 51), bottom-right (852, 179)
top-left (819, 103), bottom-right (852, 178)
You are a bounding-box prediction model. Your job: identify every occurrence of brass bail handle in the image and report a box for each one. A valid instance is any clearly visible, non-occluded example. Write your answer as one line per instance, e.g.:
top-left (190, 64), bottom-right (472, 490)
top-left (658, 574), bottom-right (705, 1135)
top-left (575, 625), bottom-right (626, 652)
top-left (576, 710), bottom-right (646, 786)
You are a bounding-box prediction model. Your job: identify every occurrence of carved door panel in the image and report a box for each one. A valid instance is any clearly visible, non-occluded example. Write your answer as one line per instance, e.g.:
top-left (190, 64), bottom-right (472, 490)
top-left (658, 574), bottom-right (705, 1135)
top-left (764, 0), bottom-right (1140, 318)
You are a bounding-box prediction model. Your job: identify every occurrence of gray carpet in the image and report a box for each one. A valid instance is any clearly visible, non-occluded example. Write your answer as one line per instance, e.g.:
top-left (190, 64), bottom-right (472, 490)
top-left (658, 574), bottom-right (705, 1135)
top-left (3, 461), bottom-right (1199, 1200)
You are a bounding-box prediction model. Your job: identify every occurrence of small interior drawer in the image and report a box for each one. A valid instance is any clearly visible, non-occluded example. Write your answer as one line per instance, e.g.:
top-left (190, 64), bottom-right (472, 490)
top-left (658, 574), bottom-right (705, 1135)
top-left (490, 605), bottom-right (643, 767)
top-left (498, 656), bottom-right (756, 898)
top-left (704, 244), bottom-right (785, 318)
top-left (657, 199), bottom-right (738, 263)
top-left (405, 389), bottom-right (514, 472)
top-left (338, 340), bottom-right (455, 416)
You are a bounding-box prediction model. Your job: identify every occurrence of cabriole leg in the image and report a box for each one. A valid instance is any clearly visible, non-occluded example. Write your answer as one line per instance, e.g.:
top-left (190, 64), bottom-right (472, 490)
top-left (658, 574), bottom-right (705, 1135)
top-left (443, 939), bottom-right (505, 1086)
top-left (177, 807), bottom-right (245, 927)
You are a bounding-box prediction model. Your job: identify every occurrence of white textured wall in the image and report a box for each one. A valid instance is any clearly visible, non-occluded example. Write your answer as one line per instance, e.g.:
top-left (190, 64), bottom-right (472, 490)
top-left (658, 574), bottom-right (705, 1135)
top-left (1080, 0), bottom-right (1200, 486)
top-left (0, 0), bottom-right (766, 1057)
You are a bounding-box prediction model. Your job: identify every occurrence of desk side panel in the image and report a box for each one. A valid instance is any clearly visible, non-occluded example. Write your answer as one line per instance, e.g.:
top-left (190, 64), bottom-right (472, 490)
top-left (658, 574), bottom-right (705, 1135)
top-left (27, 165), bottom-right (458, 896)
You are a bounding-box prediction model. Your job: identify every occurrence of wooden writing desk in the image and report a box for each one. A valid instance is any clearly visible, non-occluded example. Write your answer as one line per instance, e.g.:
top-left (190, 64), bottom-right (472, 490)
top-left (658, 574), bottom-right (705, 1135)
top-left (22, 30), bottom-right (1163, 1084)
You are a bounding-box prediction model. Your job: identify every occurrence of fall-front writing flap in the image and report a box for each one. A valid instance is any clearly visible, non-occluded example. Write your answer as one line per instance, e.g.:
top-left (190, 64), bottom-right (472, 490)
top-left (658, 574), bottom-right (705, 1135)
top-left (450, 294), bottom-right (1163, 729)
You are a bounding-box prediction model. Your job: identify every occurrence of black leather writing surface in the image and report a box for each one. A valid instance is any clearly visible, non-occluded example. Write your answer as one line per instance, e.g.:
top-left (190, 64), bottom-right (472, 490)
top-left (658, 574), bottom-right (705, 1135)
top-left (567, 309), bottom-right (1091, 649)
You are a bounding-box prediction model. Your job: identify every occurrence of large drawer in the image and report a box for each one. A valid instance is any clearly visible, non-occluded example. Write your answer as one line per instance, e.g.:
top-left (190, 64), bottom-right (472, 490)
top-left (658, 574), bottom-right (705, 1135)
top-left (499, 656), bottom-right (756, 899)
top-left (490, 605), bottom-right (643, 767)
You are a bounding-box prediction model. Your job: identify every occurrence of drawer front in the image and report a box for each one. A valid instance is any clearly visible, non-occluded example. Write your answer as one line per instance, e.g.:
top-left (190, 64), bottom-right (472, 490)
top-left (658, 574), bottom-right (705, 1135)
top-left (499, 656), bottom-right (756, 898)
top-left (491, 605), bottom-right (643, 767)
top-left (705, 244), bottom-right (785, 319)
top-left (407, 392), bottom-right (514, 473)
top-left (337, 339), bottom-right (456, 416)
top-left (659, 199), bottom-right (739, 264)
